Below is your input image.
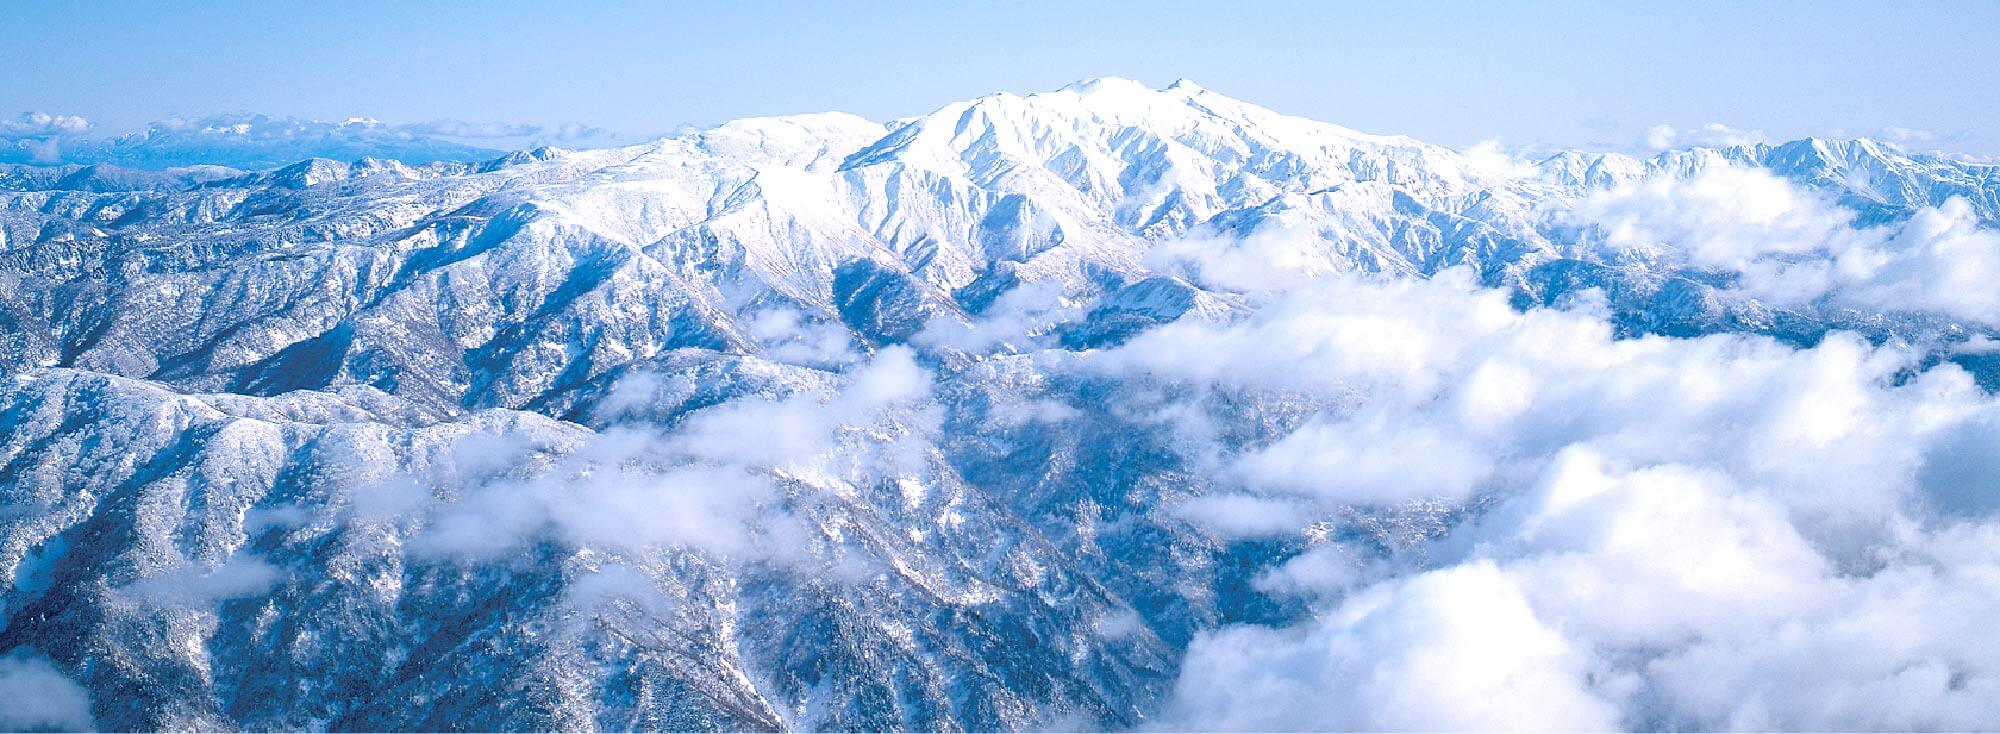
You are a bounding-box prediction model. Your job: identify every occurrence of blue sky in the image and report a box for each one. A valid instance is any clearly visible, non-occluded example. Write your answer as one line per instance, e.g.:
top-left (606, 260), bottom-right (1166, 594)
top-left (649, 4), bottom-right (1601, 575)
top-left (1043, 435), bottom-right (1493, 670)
top-left (4, 0), bottom-right (1997, 154)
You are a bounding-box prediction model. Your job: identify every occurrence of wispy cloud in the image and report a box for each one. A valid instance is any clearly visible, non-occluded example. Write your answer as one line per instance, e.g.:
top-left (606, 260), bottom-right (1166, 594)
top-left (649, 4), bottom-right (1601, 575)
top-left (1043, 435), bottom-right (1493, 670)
top-left (0, 649), bottom-right (96, 732)
top-left (1643, 122), bottom-right (1771, 151)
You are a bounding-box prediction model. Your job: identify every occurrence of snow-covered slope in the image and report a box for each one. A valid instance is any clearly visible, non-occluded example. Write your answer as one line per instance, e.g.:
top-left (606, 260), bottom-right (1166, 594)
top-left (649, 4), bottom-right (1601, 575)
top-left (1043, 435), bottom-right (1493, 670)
top-left (4, 79), bottom-right (2000, 731)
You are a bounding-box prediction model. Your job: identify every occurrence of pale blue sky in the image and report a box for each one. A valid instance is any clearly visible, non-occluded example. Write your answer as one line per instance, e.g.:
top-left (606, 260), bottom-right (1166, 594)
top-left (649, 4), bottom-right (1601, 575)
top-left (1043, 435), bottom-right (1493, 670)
top-left (4, 0), bottom-right (1996, 154)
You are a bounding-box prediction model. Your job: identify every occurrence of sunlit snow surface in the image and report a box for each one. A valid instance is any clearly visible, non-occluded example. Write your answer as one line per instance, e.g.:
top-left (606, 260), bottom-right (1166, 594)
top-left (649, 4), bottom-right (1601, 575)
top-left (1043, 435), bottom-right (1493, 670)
top-left (4, 78), bottom-right (2000, 731)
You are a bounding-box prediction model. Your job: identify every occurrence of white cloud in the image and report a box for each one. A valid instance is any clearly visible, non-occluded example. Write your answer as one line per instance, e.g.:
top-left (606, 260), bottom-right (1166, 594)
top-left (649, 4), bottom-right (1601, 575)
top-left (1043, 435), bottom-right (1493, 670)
top-left (2, 112), bottom-right (90, 163)
top-left (16, 137), bottom-right (63, 163)
top-left (1644, 124), bottom-right (1679, 151)
top-left (747, 308), bottom-right (861, 366)
top-left (1164, 561), bottom-right (1626, 731)
top-left (913, 279), bottom-right (1073, 354)
top-left (1573, 165), bottom-right (1857, 272)
top-left (1250, 544), bottom-right (1371, 598)
top-left (402, 346), bottom-right (936, 563)
top-left (117, 552), bottom-right (284, 607)
top-left (1643, 122), bottom-right (1770, 151)
top-left (1461, 140), bottom-right (1541, 182)
top-left (1832, 197), bottom-right (2000, 324)
top-left (1473, 447), bottom-right (1832, 649)
top-left (1644, 523), bottom-right (2000, 730)
top-left (0, 648), bottom-right (95, 732)
top-left (563, 563), bottom-right (677, 617)
top-left (1573, 166), bottom-right (2000, 325)
top-left (1071, 219), bottom-right (2000, 729)
top-left (1088, 265), bottom-right (1958, 528)
top-left (1170, 493), bottom-right (1310, 538)
top-left (1231, 410), bottom-right (1496, 505)
top-left (0, 112), bottom-right (91, 137)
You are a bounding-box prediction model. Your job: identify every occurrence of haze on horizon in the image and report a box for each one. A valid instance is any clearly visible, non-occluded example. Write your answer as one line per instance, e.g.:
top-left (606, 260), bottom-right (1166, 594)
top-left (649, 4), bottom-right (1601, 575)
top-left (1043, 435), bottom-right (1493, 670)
top-left (2, 0), bottom-right (1997, 156)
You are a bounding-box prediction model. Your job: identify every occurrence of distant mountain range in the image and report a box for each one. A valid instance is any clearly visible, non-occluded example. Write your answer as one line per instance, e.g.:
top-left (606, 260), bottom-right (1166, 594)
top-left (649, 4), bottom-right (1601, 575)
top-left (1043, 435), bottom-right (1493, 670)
top-left (0, 113), bottom-right (654, 170)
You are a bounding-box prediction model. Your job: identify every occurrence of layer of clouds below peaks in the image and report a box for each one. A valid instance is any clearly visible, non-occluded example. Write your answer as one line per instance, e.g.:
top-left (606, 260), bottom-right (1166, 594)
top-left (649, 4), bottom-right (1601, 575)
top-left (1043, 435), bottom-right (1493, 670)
top-left (1096, 187), bottom-right (2000, 728)
top-left (153, 342), bottom-right (938, 632)
top-left (1575, 166), bottom-right (2000, 324)
top-left (110, 334), bottom-right (938, 641)
top-left (339, 345), bottom-right (931, 566)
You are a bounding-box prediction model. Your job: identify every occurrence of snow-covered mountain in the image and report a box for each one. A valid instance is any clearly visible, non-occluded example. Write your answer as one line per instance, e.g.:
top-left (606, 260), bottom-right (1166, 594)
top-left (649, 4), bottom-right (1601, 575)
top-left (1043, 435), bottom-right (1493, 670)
top-left (4, 78), bottom-right (2000, 731)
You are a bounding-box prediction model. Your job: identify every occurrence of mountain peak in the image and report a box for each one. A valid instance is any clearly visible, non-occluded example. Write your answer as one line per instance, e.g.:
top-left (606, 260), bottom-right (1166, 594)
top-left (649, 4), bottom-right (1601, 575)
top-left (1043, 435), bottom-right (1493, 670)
top-left (1052, 76), bottom-right (1155, 96)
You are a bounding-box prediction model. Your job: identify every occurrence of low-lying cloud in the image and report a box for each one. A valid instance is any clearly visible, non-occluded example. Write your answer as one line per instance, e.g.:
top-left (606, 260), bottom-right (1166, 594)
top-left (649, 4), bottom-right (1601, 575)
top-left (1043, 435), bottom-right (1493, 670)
top-left (1576, 165), bottom-right (2000, 325)
top-left (392, 345), bottom-right (935, 565)
top-left (1096, 188), bottom-right (2000, 728)
top-left (0, 648), bottom-right (95, 732)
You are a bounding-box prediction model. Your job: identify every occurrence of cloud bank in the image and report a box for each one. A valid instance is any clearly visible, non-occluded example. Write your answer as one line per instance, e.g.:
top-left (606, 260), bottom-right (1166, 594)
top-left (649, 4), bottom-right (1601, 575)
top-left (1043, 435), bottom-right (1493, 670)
top-left (1089, 181), bottom-right (2000, 729)
top-left (366, 345), bottom-right (934, 566)
top-left (0, 648), bottom-right (95, 731)
top-left (1576, 166), bottom-right (2000, 324)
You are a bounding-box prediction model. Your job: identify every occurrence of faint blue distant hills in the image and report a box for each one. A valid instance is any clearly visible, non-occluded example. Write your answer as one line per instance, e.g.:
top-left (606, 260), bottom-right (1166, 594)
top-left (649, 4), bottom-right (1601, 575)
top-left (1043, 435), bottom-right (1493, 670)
top-left (0, 113), bottom-right (638, 170)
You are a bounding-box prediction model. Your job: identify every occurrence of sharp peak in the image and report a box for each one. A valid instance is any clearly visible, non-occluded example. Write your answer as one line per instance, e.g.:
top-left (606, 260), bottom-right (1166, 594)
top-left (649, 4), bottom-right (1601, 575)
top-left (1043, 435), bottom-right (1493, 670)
top-left (1770, 135), bottom-right (1894, 154)
top-left (894, 77), bottom-right (1233, 123)
top-left (928, 77), bottom-right (1236, 115)
top-left (1046, 76), bottom-right (1210, 97)
top-left (1053, 76), bottom-right (1152, 94)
